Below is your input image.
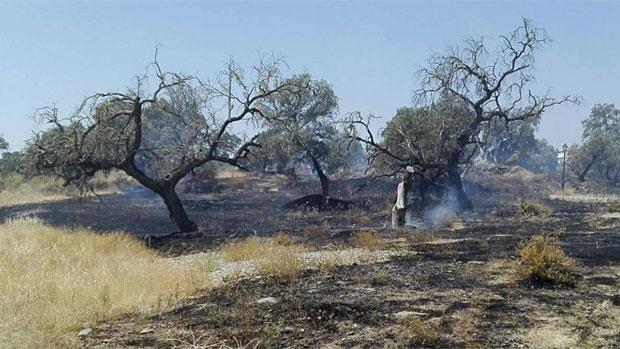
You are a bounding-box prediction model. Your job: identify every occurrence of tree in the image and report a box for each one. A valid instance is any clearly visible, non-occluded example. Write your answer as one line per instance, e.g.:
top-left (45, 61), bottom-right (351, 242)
top-left (0, 136), bottom-right (7, 151)
top-left (569, 103), bottom-right (620, 182)
top-left (483, 119), bottom-right (558, 173)
top-left (31, 56), bottom-right (303, 232)
top-left (348, 19), bottom-right (576, 227)
top-left (414, 18), bottom-right (575, 209)
top-left (347, 96), bottom-right (475, 227)
top-left (258, 74), bottom-right (352, 200)
top-left (247, 128), bottom-right (296, 175)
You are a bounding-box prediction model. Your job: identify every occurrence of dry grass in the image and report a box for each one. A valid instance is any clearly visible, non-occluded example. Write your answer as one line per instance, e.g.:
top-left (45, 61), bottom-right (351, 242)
top-left (351, 230), bottom-right (386, 250)
top-left (220, 236), bottom-right (307, 278)
top-left (516, 200), bottom-right (553, 218)
top-left (273, 232), bottom-right (297, 246)
top-left (302, 222), bottom-right (331, 239)
top-left (516, 233), bottom-right (575, 285)
top-left (0, 174), bottom-right (67, 207)
top-left (405, 230), bottom-right (438, 245)
top-left (397, 315), bottom-right (441, 346)
top-left (0, 171), bottom-right (131, 208)
top-left (0, 218), bottom-right (209, 348)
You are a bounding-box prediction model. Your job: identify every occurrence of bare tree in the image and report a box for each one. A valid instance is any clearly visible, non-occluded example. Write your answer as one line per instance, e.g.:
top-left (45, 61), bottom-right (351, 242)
top-left (31, 55), bottom-right (302, 232)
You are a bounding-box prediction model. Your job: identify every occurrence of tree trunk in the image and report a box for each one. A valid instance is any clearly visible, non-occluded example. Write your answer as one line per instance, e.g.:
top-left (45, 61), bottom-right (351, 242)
top-left (307, 151), bottom-right (330, 200)
top-left (318, 170), bottom-right (329, 199)
top-left (157, 184), bottom-right (197, 233)
top-left (447, 161), bottom-right (473, 211)
top-left (392, 172), bottom-right (412, 229)
top-left (579, 155), bottom-right (597, 182)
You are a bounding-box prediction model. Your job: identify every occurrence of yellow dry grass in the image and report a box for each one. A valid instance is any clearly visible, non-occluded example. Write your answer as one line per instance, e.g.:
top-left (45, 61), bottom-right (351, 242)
top-left (0, 174), bottom-right (67, 207)
top-left (0, 171), bottom-right (131, 208)
top-left (0, 218), bottom-right (209, 348)
top-left (351, 230), bottom-right (386, 250)
top-left (220, 236), bottom-right (306, 278)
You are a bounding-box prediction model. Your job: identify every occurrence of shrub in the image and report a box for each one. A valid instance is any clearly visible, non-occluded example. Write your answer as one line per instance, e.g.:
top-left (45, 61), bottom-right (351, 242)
top-left (0, 218), bottom-right (209, 348)
top-left (516, 200), bottom-right (553, 218)
top-left (516, 233), bottom-right (575, 285)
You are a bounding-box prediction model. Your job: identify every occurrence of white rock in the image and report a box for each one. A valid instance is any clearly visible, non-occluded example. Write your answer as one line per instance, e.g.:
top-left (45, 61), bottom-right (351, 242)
top-left (77, 328), bottom-right (92, 337)
top-left (256, 297), bottom-right (279, 305)
top-left (394, 311), bottom-right (427, 319)
top-left (140, 327), bottom-right (154, 334)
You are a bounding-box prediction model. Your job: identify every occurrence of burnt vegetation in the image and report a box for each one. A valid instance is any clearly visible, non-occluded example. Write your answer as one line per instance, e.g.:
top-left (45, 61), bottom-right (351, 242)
top-left (1, 18), bottom-right (620, 349)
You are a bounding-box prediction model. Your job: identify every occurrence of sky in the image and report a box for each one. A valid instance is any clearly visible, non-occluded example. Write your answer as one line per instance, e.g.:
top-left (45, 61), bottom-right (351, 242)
top-left (0, 1), bottom-right (618, 151)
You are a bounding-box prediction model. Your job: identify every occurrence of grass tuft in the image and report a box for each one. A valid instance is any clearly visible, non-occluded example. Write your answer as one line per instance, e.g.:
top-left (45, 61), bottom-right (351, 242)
top-left (397, 316), bottom-right (441, 346)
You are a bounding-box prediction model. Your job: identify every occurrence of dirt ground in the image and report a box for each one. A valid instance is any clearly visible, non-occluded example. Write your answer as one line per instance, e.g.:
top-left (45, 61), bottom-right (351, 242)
top-left (2, 172), bottom-right (620, 348)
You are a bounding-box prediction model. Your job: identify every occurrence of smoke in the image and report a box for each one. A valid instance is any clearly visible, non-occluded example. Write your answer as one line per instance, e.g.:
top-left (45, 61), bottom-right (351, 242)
top-left (424, 190), bottom-right (460, 229)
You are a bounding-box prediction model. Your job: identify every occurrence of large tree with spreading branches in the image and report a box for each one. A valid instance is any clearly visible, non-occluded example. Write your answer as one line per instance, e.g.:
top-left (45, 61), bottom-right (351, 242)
top-left (348, 19), bottom-right (577, 227)
top-left (31, 55), bottom-right (305, 232)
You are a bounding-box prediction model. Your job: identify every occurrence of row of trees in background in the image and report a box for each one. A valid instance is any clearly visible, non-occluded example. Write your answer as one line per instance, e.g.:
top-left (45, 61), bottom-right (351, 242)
top-left (0, 19), bottom-right (583, 232)
top-left (569, 103), bottom-right (620, 183)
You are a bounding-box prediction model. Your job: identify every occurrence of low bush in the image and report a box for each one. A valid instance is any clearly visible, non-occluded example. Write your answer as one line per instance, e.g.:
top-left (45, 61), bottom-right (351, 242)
top-left (516, 233), bottom-right (575, 285)
top-left (273, 232), bottom-right (297, 246)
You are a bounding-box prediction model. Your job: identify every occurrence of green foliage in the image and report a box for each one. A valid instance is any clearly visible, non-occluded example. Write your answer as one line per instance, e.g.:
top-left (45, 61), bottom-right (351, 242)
top-left (0, 136), bottom-right (7, 151)
top-left (255, 74), bottom-right (353, 187)
top-left (483, 120), bottom-right (557, 173)
top-left (569, 103), bottom-right (620, 182)
top-left (373, 95), bottom-right (476, 177)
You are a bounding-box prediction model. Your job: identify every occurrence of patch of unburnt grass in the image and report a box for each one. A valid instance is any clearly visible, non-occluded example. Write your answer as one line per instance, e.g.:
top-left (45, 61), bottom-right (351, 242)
top-left (302, 221), bottom-right (331, 239)
top-left (0, 218), bottom-right (210, 349)
top-left (396, 315), bottom-right (441, 347)
top-left (220, 236), bottom-right (307, 279)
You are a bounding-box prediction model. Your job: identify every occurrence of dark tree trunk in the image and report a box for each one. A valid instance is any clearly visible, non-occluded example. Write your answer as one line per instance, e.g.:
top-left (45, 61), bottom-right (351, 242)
top-left (579, 155), bottom-right (597, 182)
top-left (157, 184), bottom-right (197, 233)
top-left (447, 160), bottom-right (473, 211)
top-left (318, 170), bottom-right (329, 199)
top-left (307, 151), bottom-right (330, 200)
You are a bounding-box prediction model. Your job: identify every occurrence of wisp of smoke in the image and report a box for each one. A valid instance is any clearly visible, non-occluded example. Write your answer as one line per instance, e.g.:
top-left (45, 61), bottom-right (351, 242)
top-left (424, 190), bottom-right (460, 229)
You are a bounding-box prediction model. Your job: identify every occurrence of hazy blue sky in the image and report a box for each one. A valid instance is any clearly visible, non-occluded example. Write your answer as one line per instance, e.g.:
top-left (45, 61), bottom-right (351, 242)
top-left (0, 1), bottom-right (618, 151)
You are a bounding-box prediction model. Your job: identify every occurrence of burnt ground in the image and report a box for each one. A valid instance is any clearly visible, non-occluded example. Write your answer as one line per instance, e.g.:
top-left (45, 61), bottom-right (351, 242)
top-left (79, 209), bottom-right (620, 348)
top-left (0, 173), bottom-right (391, 240)
top-left (2, 172), bottom-right (620, 348)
